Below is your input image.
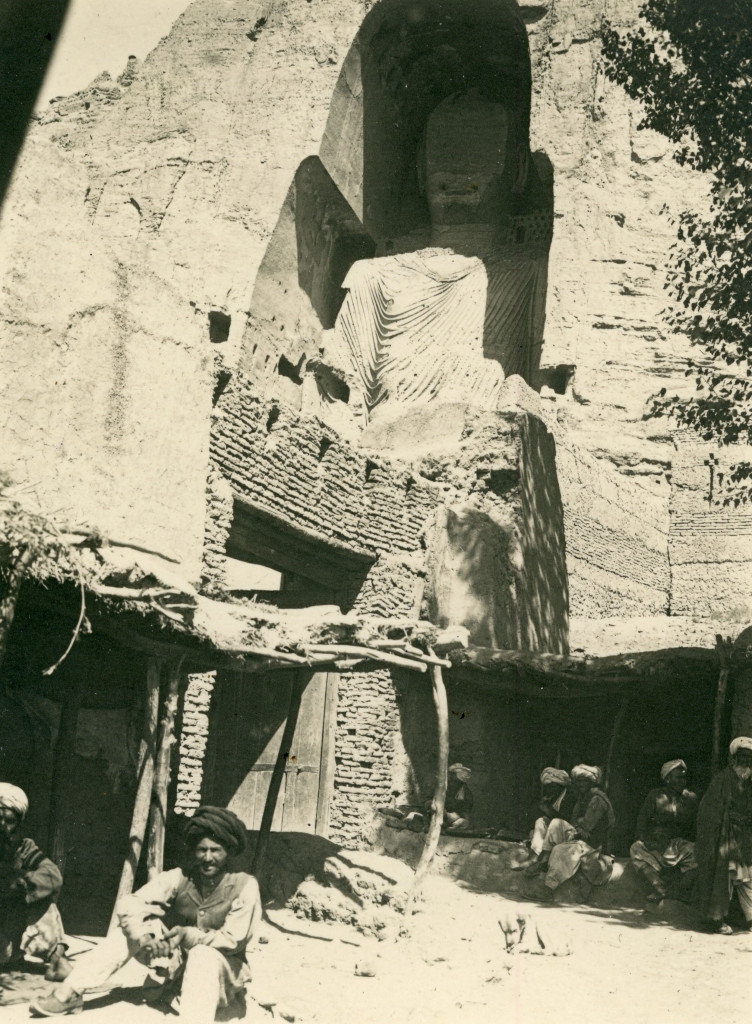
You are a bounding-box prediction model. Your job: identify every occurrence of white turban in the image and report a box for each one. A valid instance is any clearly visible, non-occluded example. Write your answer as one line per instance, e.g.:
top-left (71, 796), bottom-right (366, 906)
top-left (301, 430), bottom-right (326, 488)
top-left (730, 737), bottom-right (752, 756)
top-left (571, 764), bottom-right (602, 785)
top-left (0, 784), bottom-right (29, 819)
top-left (540, 768), bottom-right (570, 788)
top-left (660, 759), bottom-right (687, 781)
top-left (449, 763), bottom-right (472, 782)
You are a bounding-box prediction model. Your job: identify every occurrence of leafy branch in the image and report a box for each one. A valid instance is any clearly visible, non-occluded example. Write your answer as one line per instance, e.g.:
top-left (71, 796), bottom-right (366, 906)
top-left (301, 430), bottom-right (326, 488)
top-left (603, 0), bottom-right (752, 504)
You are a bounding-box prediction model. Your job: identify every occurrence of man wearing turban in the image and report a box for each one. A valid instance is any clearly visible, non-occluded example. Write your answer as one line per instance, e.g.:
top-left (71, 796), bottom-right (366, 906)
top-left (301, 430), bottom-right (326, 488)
top-left (527, 768), bottom-right (575, 856)
top-left (526, 765), bottom-right (616, 896)
top-left (32, 805), bottom-right (261, 1020)
top-left (695, 737), bottom-right (752, 933)
top-left (629, 759), bottom-right (698, 905)
top-left (393, 762), bottom-right (475, 834)
top-left (443, 764), bottom-right (474, 834)
top-left (0, 783), bottom-right (71, 981)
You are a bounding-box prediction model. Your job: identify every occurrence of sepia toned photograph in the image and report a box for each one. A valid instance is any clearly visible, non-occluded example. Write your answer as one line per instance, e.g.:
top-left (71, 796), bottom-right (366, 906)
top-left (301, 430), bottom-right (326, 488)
top-left (1, 0), bottom-right (750, 1021)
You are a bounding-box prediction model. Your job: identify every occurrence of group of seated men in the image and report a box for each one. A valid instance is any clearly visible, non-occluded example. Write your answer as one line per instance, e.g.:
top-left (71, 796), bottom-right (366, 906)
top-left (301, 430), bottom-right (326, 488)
top-left (524, 764), bottom-right (616, 894)
top-left (523, 760), bottom-right (696, 901)
top-left (3, 739), bottom-right (752, 1019)
top-left (525, 737), bottom-right (752, 931)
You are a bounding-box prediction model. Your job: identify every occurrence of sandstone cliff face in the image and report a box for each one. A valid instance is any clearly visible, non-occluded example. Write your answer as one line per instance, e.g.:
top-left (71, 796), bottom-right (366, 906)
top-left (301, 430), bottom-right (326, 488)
top-left (1, 0), bottom-right (366, 578)
top-left (0, 0), bottom-right (748, 621)
top-left (530, 0), bottom-right (701, 482)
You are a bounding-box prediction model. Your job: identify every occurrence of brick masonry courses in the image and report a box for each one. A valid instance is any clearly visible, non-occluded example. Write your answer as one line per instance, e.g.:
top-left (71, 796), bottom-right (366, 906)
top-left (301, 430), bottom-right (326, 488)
top-left (209, 371), bottom-right (439, 561)
top-left (175, 671), bottom-right (216, 817)
top-left (669, 432), bottom-right (752, 620)
top-left (555, 440), bottom-right (671, 618)
top-left (329, 667), bottom-right (402, 848)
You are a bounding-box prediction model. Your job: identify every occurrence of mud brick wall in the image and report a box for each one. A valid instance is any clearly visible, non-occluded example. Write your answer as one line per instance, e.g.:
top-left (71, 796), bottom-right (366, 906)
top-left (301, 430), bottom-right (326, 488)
top-left (175, 671), bottom-right (216, 817)
top-left (329, 668), bottom-right (401, 848)
top-left (669, 432), bottom-right (752, 620)
top-left (555, 441), bottom-right (671, 617)
top-left (210, 372), bottom-right (438, 559)
top-left (208, 372), bottom-right (438, 615)
top-left (351, 554), bottom-right (424, 618)
top-left (202, 467), bottom-right (234, 593)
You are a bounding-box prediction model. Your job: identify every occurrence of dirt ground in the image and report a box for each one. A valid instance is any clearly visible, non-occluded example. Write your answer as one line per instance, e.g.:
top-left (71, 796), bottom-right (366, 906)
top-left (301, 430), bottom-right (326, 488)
top-left (2, 877), bottom-right (750, 1024)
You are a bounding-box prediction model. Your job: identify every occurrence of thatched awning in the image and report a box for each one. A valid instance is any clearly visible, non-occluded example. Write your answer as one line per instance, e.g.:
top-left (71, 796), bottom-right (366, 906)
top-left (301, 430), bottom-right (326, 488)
top-left (447, 643), bottom-right (721, 697)
top-left (21, 521), bottom-right (742, 693)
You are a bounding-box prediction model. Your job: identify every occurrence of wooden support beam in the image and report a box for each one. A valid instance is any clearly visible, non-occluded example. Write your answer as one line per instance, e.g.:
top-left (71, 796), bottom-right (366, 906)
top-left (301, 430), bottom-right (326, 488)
top-left (303, 644), bottom-right (428, 673)
top-left (712, 635), bottom-right (732, 773)
top-left (48, 678), bottom-right (84, 873)
top-left (235, 645), bottom-right (314, 665)
top-left (405, 657), bottom-right (449, 918)
top-left (450, 643), bottom-right (719, 695)
top-left (251, 672), bottom-right (304, 877)
top-left (147, 657), bottom-right (183, 879)
top-left (110, 658), bottom-right (161, 926)
top-left (399, 645), bottom-right (451, 668)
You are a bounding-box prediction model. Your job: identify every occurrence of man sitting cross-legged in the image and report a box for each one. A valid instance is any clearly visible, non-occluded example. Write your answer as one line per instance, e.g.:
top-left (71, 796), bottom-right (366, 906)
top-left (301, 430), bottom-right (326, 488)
top-left (0, 783), bottom-right (71, 982)
top-left (528, 768), bottom-right (576, 856)
top-left (443, 763), bottom-right (475, 834)
top-left (630, 758), bottom-right (698, 905)
top-left (527, 764), bottom-right (615, 895)
top-left (29, 806), bottom-right (261, 1022)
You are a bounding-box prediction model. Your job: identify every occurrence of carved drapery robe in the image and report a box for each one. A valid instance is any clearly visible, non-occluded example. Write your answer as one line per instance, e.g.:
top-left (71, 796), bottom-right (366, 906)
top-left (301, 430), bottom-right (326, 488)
top-left (328, 247), bottom-right (547, 422)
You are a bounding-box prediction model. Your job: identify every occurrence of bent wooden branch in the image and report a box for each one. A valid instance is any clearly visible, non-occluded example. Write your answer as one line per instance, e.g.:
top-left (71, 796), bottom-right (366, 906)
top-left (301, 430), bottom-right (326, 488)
top-left (405, 656), bottom-right (449, 919)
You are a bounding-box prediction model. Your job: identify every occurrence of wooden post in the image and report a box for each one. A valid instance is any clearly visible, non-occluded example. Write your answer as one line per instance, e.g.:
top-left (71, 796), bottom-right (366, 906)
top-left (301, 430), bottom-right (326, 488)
top-left (405, 659), bottom-right (449, 916)
top-left (146, 657), bottom-right (182, 879)
top-left (603, 694), bottom-right (629, 793)
top-left (315, 672), bottom-right (338, 838)
top-left (48, 678), bottom-right (84, 872)
top-left (712, 635), bottom-right (732, 773)
top-left (251, 672), bottom-right (304, 877)
top-left (110, 657), bottom-right (161, 927)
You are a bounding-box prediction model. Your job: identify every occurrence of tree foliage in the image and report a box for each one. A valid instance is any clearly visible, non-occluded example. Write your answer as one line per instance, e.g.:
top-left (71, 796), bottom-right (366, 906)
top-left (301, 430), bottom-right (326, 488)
top-left (602, 0), bottom-right (752, 502)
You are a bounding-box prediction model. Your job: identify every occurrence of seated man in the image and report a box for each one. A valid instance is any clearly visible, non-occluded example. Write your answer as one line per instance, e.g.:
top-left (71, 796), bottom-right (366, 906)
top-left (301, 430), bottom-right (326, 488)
top-left (630, 758), bottom-right (698, 904)
top-left (396, 762), bottom-right (475, 834)
top-left (530, 768), bottom-right (575, 855)
top-left (443, 763), bottom-right (474, 834)
top-left (31, 806), bottom-right (261, 1021)
top-left (528, 764), bottom-right (615, 894)
top-left (0, 783), bottom-right (70, 981)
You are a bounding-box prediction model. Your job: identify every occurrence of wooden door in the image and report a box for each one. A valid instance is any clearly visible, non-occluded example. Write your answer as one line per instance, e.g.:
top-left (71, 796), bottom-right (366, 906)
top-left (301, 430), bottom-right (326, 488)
top-left (206, 669), bottom-right (337, 836)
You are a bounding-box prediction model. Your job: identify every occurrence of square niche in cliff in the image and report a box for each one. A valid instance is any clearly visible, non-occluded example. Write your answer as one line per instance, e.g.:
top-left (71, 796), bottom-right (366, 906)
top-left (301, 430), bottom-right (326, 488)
top-left (208, 310), bottom-right (231, 344)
